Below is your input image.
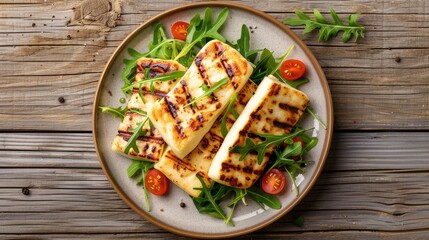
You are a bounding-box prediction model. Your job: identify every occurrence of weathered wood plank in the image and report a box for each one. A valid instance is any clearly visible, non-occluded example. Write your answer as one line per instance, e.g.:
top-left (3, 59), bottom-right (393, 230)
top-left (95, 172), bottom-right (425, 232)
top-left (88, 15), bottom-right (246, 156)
top-left (2, 231), bottom-right (429, 240)
top-left (0, 131), bottom-right (428, 236)
top-left (1, 132), bottom-right (428, 170)
top-left (0, 1), bottom-right (428, 131)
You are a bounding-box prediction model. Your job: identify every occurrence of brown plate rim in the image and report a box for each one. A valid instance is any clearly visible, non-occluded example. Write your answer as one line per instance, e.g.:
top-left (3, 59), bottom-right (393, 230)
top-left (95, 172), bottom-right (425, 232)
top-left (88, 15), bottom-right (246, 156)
top-left (92, 1), bottom-right (333, 238)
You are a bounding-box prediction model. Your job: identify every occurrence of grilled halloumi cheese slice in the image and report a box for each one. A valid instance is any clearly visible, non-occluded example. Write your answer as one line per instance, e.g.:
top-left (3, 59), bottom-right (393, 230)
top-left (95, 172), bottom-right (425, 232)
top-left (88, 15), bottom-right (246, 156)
top-left (208, 75), bottom-right (309, 188)
top-left (148, 40), bottom-right (253, 159)
top-left (154, 82), bottom-right (257, 197)
top-left (112, 58), bottom-right (186, 161)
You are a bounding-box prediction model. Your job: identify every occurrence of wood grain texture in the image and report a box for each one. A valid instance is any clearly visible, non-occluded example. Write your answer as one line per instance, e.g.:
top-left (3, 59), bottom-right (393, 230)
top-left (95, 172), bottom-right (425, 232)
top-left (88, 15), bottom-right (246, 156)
top-left (0, 132), bottom-right (428, 238)
top-left (0, 0), bottom-right (428, 131)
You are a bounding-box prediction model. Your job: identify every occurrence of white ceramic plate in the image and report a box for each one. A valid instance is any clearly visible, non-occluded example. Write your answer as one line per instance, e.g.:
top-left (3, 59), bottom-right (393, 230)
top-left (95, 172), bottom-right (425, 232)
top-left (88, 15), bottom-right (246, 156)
top-left (93, 2), bottom-right (333, 238)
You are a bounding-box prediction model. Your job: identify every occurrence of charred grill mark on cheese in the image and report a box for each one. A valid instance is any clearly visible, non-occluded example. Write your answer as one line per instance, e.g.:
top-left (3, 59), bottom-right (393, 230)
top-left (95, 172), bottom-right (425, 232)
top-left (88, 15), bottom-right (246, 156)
top-left (209, 132), bottom-right (224, 143)
top-left (180, 80), bottom-right (193, 107)
top-left (131, 88), bottom-right (167, 98)
top-left (195, 55), bottom-right (210, 85)
top-left (137, 59), bottom-right (152, 71)
top-left (197, 114), bottom-right (204, 123)
top-left (273, 120), bottom-right (293, 130)
top-left (268, 84), bottom-right (281, 96)
top-left (214, 41), bottom-right (223, 56)
top-left (175, 125), bottom-right (186, 139)
top-left (214, 42), bottom-right (239, 88)
top-left (219, 174), bottom-right (241, 187)
top-left (279, 103), bottom-right (299, 113)
top-left (164, 96), bottom-right (178, 119)
top-left (151, 63), bottom-right (170, 72)
top-left (118, 131), bottom-right (164, 144)
top-left (220, 56), bottom-right (235, 82)
top-left (165, 152), bottom-right (196, 171)
top-left (136, 59), bottom-right (179, 79)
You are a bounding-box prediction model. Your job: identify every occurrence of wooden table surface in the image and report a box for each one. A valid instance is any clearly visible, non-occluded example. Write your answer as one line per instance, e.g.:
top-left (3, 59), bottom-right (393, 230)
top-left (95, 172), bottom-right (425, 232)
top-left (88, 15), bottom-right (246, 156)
top-left (1, 0), bottom-right (429, 239)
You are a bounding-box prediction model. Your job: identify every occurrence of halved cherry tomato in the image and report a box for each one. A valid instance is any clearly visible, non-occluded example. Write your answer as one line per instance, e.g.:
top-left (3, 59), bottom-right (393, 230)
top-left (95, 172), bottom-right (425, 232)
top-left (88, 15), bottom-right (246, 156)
top-left (261, 168), bottom-right (286, 195)
top-left (145, 169), bottom-right (169, 196)
top-left (280, 59), bottom-right (306, 81)
top-left (171, 21), bottom-right (190, 41)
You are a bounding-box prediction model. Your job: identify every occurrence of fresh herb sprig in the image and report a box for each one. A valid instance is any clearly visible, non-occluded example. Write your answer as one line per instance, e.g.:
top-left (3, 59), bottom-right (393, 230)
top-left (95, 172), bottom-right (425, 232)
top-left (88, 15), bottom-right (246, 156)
top-left (230, 128), bottom-right (312, 165)
top-left (236, 24), bottom-right (261, 62)
top-left (127, 160), bottom-right (155, 211)
top-left (184, 77), bottom-right (229, 108)
top-left (122, 71), bottom-right (185, 93)
top-left (193, 177), bottom-right (281, 226)
top-left (283, 9), bottom-right (365, 42)
top-left (250, 46), bottom-right (299, 87)
top-left (123, 118), bottom-right (149, 154)
top-left (266, 128), bottom-right (318, 195)
top-left (174, 8), bottom-right (229, 61)
top-left (193, 176), bottom-right (232, 225)
top-left (99, 106), bottom-right (127, 120)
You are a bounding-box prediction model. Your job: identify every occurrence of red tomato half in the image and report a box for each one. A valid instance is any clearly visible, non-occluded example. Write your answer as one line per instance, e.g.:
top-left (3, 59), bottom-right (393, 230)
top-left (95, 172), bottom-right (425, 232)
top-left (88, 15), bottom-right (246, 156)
top-left (280, 59), bottom-right (306, 81)
top-left (261, 168), bottom-right (286, 195)
top-left (171, 21), bottom-right (190, 41)
top-left (145, 169), bottom-right (169, 196)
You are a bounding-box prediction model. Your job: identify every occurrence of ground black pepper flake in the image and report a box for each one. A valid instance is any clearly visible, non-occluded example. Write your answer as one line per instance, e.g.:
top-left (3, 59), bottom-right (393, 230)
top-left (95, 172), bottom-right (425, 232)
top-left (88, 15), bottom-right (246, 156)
top-left (395, 56), bottom-right (401, 63)
top-left (58, 96), bottom-right (65, 103)
top-left (180, 202), bottom-right (186, 208)
top-left (67, 35), bottom-right (71, 40)
top-left (251, 30), bottom-right (254, 33)
top-left (108, 90), bottom-right (112, 96)
top-left (22, 187), bottom-right (30, 195)
top-left (32, 23), bottom-right (36, 27)
top-left (160, 208), bottom-right (164, 212)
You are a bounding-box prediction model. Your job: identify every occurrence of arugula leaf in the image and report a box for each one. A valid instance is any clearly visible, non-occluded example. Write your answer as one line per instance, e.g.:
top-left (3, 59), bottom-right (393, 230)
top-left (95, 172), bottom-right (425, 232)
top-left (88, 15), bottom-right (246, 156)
top-left (285, 77), bottom-right (310, 89)
top-left (184, 77), bottom-right (229, 108)
top-left (269, 45), bottom-right (295, 76)
top-left (283, 9), bottom-right (365, 42)
top-left (247, 186), bottom-right (281, 209)
top-left (286, 167), bottom-right (300, 196)
top-left (123, 118), bottom-right (149, 154)
top-left (193, 176), bottom-right (232, 225)
top-left (122, 71), bottom-right (185, 93)
top-left (250, 45), bottom-right (296, 86)
top-left (230, 128), bottom-right (311, 164)
top-left (220, 92), bottom-right (239, 137)
top-left (250, 49), bottom-right (275, 84)
top-left (236, 24), bottom-right (261, 62)
top-left (174, 8), bottom-right (229, 61)
top-left (127, 160), bottom-right (155, 211)
top-left (99, 106), bottom-right (127, 120)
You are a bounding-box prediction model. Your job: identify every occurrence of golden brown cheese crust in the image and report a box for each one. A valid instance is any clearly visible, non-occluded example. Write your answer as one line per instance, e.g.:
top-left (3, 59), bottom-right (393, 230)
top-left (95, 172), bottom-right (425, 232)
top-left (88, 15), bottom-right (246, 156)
top-left (111, 58), bottom-right (186, 161)
top-left (154, 82), bottom-right (257, 197)
top-left (209, 75), bottom-right (309, 188)
top-left (148, 40), bottom-right (253, 159)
